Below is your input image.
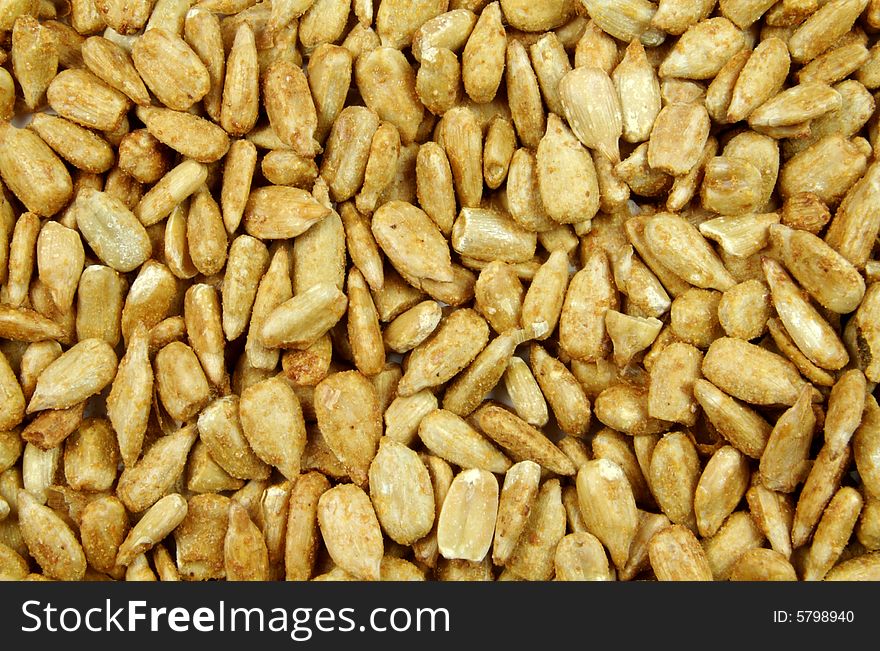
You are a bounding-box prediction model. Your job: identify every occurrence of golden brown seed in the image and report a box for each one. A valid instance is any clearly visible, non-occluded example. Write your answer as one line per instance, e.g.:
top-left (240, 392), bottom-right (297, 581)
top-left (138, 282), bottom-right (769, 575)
top-left (475, 404), bottom-right (576, 476)
top-left (224, 501), bottom-right (269, 582)
top-left (240, 377), bottom-right (306, 481)
top-left (792, 443), bottom-right (852, 549)
top-left (355, 46), bottom-right (424, 144)
top-left (46, 68), bottom-right (130, 132)
top-left (0, 122), bottom-right (72, 217)
top-left (198, 396), bottom-right (270, 481)
top-left (27, 339), bottom-right (117, 413)
top-left (577, 459), bottom-right (638, 570)
top-left (507, 478), bottom-right (566, 581)
top-left (174, 493), bottom-right (230, 581)
top-left (803, 486), bottom-right (863, 581)
top-left (80, 496), bottom-right (129, 577)
top-left (759, 386), bottom-right (815, 493)
top-left (285, 471), bottom-right (330, 581)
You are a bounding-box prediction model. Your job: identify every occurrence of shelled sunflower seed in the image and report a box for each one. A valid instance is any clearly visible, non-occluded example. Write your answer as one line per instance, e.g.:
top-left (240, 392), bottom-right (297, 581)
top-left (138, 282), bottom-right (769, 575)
top-left (2, 0), bottom-right (880, 583)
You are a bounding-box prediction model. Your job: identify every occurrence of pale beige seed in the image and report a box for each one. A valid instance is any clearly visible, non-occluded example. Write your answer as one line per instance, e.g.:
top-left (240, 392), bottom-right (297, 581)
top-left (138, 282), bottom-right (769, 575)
top-left (240, 376), bottom-right (306, 481)
top-left (382, 391), bottom-right (436, 448)
top-left (792, 443), bottom-right (853, 549)
top-left (576, 459), bottom-right (638, 570)
top-left (726, 37), bottom-right (790, 123)
top-left (355, 46), bottom-right (424, 144)
top-left (27, 339), bottom-right (116, 413)
top-left (476, 404), bottom-right (576, 476)
top-left (116, 425), bottom-right (197, 513)
top-left (717, 280), bottom-right (772, 341)
top-left (68, 189), bottom-right (150, 273)
top-left (224, 501), bottom-right (269, 581)
top-left (605, 311), bottom-right (662, 367)
top-left (536, 113), bottom-right (600, 225)
top-left (11, 15), bottom-right (57, 109)
top-left (262, 58), bottom-right (319, 158)
top-left (823, 369), bottom-right (867, 456)
top-left (369, 438), bottom-right (435, 545)
top-left (612, 39), bottom-right (661, 144)
top-left (554, 532), bottom-right (613, 581)
top-left (397, 308), bottom-right (488, 396)
top-left (371, 200), bottom-right (455, 284)
top-left (104, 324), bottom-right (151, 468)
top-left (198, 396), bottom-right (270, 481)
top-left (418, 408), bottom-right (511, 474)
top-left (318, 484), bottom-right (384, 581)
top-left (346, 267), bottom-right (385, 376)
top-left (520, 250), bottom-right (568, 339)
top-left (649, 431), bottom-right (699, 531)
top-left (763, 258), bottom-right (848, 371)
top-left (220, 139), bottom-right (257, 235)
top-left (647, 342), bottom-right (702, 427)
top-left (132, 28), bottom-right (209, 111)
top-left (416, 142), bottom-right (457, 237)
top-left (118, 260), bottom-right (176, 345)
top-left (79, 496), bottom-right (129, 577)
top-left (260, 149), bottom-right (319, 188)
top-left (659, 17), bottom-right (745, 80)
top-left (19, 341), bottom-right (60, 402)
top-left (759, 386), bottom-right (815, 493)
top-left (781, 136), bottom-right (868, 209)
top-left (452, 207), bottom-right (536, 265)
top-left (242, 187), bottom-right (330, 241)
top-left (187, 440), bottom-right (245, 495)
top-left (788, 0), bottom-right (868, 64)
top-left (749, 82), bottom-right (841, 130)
top-left (0, 122), bottom-right (72, 217)
top-left (18, 489), bottom-right (86, 580)
top-left (769, 319), bottom-right (835, 388)
top-left (694, 379), bottom-right (772, 459)
top-left (703, 337), bottom-right (808, 407)
top-left (21, 442), bottom-right (59, 505)
top-left (703, 511), bottom-right (765, 580)
top-left (3, 211), bottom-right (39, 309)
top-left (218, 24), bottom-right (259, 137)
top-left (258, 481), bottom-right (292, 579)
top-left (770, 224), bottom-right (865, 314)
top-left (285, 471), bottom-right (330, 581)
top-left (221, 234), bottom-right (269, 341)
top-left (705, 50), bottom-right (750, 124)
top-left (314, 371), bottom-right (382, 487)
top-left (490, 459), bottom-right (540, 567)
top-left (649, 524), bottom-right (713, 581)
top-left (437, 468), bottom-right (499, 562)
top-left (244, 248), bottom-right (291, 371)
top-left (438, 107), bottom-right (484, 211)
top-left (460, 1), bottom-right (505, 104)
top-left (320, 106), bottom-right (378, 204)
top-left (299, 0), bottom-right (349, 48)
top-left (558, 249), bottom-right (618, 363)
top-left (503, 356), bottom-right (548, 427)
top-left (34, 220), bottom-right (82, 313)
top-left (81, 35), bottom-right (150, 106)
top-left (530, 344), bottom-right (591, 438)
top-left (357, 123), bottom-right (400, 214)
top-left (46, 68), bottom-right (130, 132)
top-left (694, 446), bottom-right (750, 538)
top-left (652, 0), bottom-right (714, 34)
top-left (644, 213), bottom-right (735, 291)
top-left (154, 342), bottom-right (211, 423)
top-left (382, 300), bottom-right (442, 354)
top-left (134, 159), bottom-right (208, 227)
top-left (29, 113), bottom-right (115, 175)
top-left (559, 66), bottom-right (621, 164)
top-left (93, 0), bottom-right (152, 34)
top-left (593, 383), bottom-right (670, 436)
top-left (260, 282), bottom-right (347, 350)
top-left (746, 485), bottom-right (794, 559)
top-left (620, 510), bottom-right (671, 581)
top-left (183, 284), bottom-right (225, 388)
top-left (580, 0), bottom-right (664, 45)
top-left (648, 103), bottom-right (710, 176)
